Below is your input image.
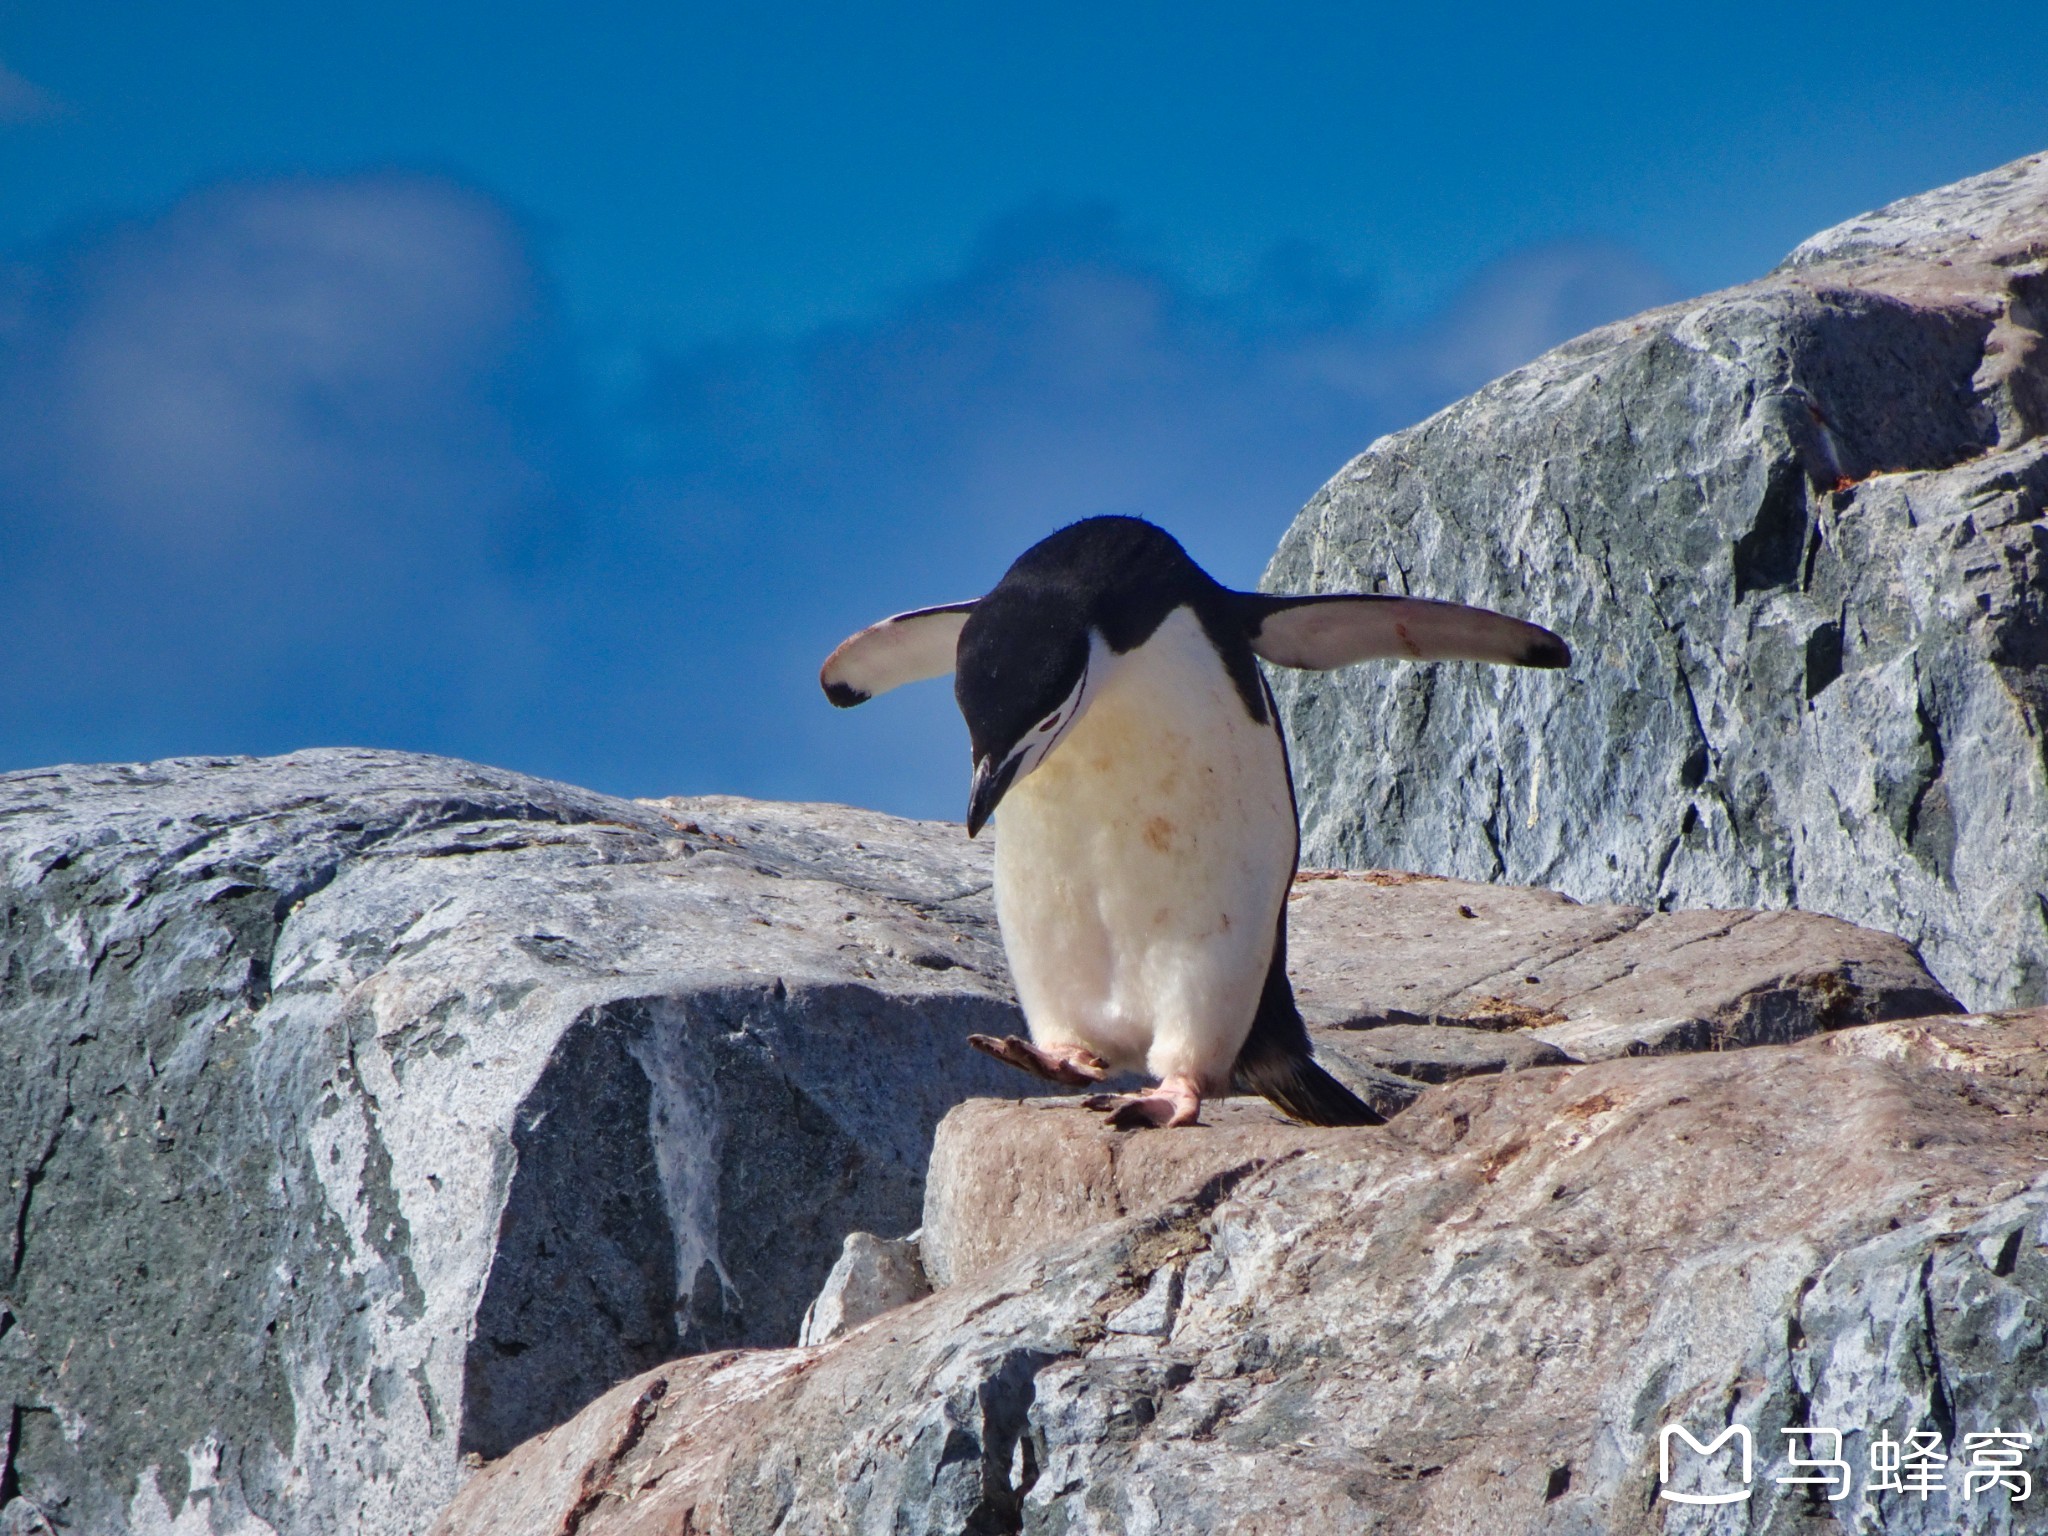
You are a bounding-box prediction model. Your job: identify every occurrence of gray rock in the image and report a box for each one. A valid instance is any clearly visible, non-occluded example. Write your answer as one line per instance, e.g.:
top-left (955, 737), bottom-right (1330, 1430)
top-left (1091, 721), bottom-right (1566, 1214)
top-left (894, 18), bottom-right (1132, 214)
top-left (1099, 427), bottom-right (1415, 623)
top-left (1102, 1261), bottom-right (1182, 1338)
top-left (0, 741), bottom-right (1978, 1533)
top-left (1286, 869), bottom-right (1957, 1060)
top-left (1322, 1022), bottom-right (1572, 1081)
top-left (0, 750), bottom-right (1042, 1536)
top-left (796, 1231), bottom-right (930, 1346)
top-left (1263, 150), bottom-right (2048, 1012)
top-left (428, 1008), bottom-right (2048, 1536)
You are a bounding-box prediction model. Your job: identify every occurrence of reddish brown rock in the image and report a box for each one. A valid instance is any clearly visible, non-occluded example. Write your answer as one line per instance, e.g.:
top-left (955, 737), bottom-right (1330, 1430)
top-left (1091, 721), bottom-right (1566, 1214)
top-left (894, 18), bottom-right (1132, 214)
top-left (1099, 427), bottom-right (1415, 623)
top-left (919, 1095), bottom-right (1340, 1286)
top-left (1288, 869), bottom-right (1957, 1062)
top-left (431, 1009), bottom-right (2048, 1536)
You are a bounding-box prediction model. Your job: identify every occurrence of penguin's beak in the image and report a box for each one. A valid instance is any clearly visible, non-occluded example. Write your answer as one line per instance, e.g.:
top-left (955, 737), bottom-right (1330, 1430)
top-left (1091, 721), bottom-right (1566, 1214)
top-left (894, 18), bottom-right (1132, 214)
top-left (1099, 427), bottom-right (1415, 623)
top-left (965, 753), bottom-right (1021, 838)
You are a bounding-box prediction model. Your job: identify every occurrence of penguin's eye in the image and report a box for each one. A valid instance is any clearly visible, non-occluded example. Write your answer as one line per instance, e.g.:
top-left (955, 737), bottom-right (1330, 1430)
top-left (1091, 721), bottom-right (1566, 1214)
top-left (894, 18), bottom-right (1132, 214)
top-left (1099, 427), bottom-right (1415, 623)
top-left (1037, 714), bottom-right (1061, 733)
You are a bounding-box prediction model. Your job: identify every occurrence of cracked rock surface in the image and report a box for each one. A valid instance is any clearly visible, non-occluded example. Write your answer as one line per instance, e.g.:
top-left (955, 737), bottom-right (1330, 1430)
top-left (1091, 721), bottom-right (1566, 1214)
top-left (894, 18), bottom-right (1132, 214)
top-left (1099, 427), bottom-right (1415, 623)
top-left (1264, 150), bottom-right (2048, 1011)
top-left (0, 750), bottom-right (1039, 1536)
top-left (1285, 869), bottom-right (1956, 1066)
top-left (0, 750), bottom-right (1957, 1533)
top-left (431, 1009), bottom-right (2048, 1536)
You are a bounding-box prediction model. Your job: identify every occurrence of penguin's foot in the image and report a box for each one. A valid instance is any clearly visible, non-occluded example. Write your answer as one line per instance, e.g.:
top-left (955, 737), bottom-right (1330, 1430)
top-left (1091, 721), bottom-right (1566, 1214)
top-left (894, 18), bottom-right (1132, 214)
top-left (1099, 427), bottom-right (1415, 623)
top-left (1082, 1074), bottom-right (1203, 1130)
top-left (967, 1034), bottom-right (1109, 1087)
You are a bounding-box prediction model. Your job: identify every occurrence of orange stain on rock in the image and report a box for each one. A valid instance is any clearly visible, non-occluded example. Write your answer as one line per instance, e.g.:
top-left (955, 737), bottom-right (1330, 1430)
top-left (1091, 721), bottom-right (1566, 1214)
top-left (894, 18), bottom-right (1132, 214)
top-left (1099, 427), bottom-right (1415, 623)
top-left (1143, 816), bottom-right (1177, 852)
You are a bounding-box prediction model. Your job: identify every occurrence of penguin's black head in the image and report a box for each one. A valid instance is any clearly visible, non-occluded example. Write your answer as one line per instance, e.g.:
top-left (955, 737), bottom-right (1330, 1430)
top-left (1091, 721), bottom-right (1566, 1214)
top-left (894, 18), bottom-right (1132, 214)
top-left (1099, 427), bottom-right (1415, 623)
top-left (955, 516), bottom-right (1221, 835)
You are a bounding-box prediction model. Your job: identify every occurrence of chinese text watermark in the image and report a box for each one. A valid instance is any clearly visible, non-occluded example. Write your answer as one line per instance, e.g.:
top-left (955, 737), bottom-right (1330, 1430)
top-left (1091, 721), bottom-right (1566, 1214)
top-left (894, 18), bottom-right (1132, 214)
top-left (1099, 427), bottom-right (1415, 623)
top-left (1656, 1423), bottom-right (2033, 1506)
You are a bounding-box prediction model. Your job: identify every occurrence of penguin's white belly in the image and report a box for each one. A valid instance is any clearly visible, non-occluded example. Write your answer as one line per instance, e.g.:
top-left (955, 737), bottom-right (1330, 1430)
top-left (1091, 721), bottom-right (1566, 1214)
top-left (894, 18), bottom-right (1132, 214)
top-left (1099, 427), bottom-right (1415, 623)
top-left (992, 607), bottom-right (1296, 1085)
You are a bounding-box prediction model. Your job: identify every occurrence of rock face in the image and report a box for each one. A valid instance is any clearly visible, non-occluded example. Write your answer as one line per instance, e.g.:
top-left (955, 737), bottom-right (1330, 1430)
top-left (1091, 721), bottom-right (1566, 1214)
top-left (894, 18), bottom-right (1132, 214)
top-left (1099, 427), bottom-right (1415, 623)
top-left (1264, 150), bottom-right (2048, 1012)
top-left (0, 749), bottom-right (1962, 1533)
top-left (0, 750), bottom-right (1042, 1536)
top-left (430, 1009), bottom-right (2048, 1536)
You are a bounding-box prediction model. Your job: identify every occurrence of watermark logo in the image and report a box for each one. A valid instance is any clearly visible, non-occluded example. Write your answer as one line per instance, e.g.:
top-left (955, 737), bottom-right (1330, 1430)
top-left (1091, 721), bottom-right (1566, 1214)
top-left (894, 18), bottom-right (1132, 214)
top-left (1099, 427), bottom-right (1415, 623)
top-left (1869, 1429), bottom-right (1948, 1498)
top-left (1657, 1422), bottom-right (2034, 1506)
top-left (1962, 1433), bottom-right (2034, 1502)
top-left (1658, 1424), bottom-right (1753, 1505)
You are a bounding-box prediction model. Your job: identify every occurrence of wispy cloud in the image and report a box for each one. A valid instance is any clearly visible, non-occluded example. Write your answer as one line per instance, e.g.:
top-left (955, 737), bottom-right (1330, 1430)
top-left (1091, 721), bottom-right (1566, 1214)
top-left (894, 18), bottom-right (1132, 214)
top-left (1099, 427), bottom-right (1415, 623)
top-left (0, 174), bottom-right (1676, 815)
top-left (628, 207), bottom-right (1675, 589)
top-left (0, 172), bottom-right (590, 766)
top-left (601, 207), bottom-right (1676, 812)
top-left (0, 60), bottom-right (60, 124)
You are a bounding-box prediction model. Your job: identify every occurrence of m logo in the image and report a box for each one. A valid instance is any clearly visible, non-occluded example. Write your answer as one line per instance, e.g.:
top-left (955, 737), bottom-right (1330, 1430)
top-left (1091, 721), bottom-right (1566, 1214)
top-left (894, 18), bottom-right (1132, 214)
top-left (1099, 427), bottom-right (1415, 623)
top-left (1659, 1424), bottom-right (1755, 1505)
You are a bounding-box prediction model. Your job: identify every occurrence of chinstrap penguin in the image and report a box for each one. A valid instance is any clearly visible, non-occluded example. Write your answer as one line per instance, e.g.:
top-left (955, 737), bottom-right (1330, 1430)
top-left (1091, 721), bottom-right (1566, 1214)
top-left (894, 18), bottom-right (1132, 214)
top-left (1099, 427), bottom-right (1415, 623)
top-left (821, 516), bottom-right (1569, 1129)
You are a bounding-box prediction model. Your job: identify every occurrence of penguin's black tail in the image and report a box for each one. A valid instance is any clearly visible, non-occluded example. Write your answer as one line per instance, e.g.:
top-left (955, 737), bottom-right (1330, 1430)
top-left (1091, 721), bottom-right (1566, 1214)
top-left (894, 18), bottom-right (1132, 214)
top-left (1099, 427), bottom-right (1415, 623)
top-left (1236, 1043), bottom-right (1384, 1127)
top-left (1234, 921), bottom-right (1384, 1127)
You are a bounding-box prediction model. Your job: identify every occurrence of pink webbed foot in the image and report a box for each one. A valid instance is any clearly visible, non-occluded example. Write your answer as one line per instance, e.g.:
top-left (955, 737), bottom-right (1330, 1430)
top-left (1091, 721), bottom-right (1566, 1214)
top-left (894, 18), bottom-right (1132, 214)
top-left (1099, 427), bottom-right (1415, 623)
top-left (1083, 1074), bottom-right (1204, 1131)
top-left (968, 1034), bottom-right (1109, 1087)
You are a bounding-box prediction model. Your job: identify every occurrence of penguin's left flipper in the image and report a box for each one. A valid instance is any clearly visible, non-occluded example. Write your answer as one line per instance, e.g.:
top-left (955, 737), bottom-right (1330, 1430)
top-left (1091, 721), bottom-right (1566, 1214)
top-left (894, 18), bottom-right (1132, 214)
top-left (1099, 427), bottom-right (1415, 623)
top-left (820, 600), bottom-right (978, 706)
top-left (1236, 592), bottom-right (1570, 671)
top-left (967, 1033), bottom-right (1108, 1086)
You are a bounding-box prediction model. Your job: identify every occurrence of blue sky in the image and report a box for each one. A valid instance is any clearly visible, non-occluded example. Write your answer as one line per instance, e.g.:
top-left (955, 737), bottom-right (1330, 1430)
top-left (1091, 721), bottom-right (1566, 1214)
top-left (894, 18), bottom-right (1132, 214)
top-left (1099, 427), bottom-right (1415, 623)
top-left (2, 4), bottom-right (2043, 819)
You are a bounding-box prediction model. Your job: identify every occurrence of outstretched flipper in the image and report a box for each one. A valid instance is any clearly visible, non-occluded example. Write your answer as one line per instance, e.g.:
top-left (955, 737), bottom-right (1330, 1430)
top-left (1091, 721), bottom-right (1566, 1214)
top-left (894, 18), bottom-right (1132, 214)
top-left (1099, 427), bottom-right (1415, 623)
top-left (820, 600), bottom-right (977, 706)
top-left (1235, 591), bottom-right (1570, 672)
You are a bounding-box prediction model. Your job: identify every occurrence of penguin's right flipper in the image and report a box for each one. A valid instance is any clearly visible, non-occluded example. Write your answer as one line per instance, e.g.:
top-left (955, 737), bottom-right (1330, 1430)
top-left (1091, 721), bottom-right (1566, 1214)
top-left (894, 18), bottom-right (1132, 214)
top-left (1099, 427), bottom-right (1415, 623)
top-left (1235, 592), bottom-right (1570, 671)
top-left (820, 600), bottom-right (978, 706)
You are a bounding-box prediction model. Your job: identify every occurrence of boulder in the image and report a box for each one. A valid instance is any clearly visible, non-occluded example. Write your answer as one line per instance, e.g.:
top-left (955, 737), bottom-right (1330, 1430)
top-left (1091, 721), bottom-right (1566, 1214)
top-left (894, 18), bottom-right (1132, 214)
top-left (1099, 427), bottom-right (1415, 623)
top-left (1263, 150), bottom-right (2048, 1012)
top-left (1286, 869), bottom-right (1956, 1063)
top-left (0, 750), bottom-right (1041, 1536)
top-left (796, 1232), bottom-right (930, 1346)
top-left (915, 869), bottom-right (1959, 1291)
top-left (0, 749), bottom-right (1959, 1534)
top-left (430, 1008), bottom-right (2048, 1536)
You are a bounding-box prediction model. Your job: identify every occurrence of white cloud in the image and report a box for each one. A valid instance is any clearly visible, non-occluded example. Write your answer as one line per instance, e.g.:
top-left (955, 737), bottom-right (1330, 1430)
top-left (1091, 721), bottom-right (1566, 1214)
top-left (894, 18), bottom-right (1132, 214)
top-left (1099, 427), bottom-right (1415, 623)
top-left (0, 172), bottom-right (588, 766)
top-left (0, 178), bottom-right (1678, 811)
